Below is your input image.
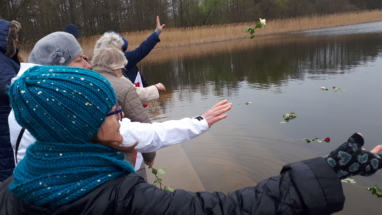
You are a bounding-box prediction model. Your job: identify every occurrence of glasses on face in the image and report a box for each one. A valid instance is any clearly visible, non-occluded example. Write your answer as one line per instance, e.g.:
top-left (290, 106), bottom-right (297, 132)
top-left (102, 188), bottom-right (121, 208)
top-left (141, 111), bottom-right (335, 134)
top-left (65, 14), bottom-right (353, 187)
top-left (106, 106), bottom-right (123, 121)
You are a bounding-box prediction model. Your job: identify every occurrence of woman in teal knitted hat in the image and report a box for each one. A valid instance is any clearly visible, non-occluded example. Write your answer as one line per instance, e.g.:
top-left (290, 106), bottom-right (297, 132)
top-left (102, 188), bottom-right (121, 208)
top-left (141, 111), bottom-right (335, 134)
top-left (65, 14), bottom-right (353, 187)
top-left (2, 66), bottom-right (382, 214)
top-left (7, 65), bottom-right (136, 208)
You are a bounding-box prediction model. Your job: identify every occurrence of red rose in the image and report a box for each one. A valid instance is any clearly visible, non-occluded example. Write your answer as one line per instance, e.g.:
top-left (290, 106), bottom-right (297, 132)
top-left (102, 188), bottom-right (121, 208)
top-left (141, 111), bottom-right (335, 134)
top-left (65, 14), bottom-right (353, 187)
top-left (332, 86), bottom-right (336, 89)
top-left (324, 137), bottom-right (330, 142)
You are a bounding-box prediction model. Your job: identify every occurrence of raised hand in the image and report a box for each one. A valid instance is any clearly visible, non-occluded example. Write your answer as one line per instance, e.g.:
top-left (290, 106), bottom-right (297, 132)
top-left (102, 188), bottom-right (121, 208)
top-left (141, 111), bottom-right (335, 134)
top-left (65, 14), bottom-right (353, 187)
top-left (156, 16), bottom-right (166, 31)
top-left (202, 100), bottom-right (232, 128)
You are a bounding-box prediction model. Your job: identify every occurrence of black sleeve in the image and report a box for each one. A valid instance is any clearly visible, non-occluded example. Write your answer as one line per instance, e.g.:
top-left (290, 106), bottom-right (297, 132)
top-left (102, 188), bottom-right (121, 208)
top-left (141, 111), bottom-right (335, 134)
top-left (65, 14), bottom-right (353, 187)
top-left (122, 157), bottom-right (345, 215)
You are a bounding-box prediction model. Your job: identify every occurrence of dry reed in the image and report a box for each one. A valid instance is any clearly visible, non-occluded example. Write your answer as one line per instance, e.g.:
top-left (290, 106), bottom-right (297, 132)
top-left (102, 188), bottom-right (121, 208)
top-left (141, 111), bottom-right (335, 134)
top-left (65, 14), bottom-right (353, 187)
top-left (19, 10), bottom-right (382, 61)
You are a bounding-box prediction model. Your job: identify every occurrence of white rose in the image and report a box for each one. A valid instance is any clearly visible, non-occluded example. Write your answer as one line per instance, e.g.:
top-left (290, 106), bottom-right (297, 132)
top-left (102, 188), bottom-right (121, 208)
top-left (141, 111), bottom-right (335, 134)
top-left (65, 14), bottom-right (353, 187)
top-left (259, 18), bottom-right (266, 26)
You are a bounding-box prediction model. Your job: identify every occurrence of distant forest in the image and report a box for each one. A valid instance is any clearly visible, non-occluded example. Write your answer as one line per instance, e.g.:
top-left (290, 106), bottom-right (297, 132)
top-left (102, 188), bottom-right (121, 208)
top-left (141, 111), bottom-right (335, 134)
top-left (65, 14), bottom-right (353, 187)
top-left (1, 0), bottom-right (381, 42)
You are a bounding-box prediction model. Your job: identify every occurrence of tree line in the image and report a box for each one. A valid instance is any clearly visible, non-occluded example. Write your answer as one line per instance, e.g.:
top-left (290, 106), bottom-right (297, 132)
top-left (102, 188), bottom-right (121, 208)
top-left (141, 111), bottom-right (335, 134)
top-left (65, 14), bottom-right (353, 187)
top-left (0, 0), bottom-right (381, 43)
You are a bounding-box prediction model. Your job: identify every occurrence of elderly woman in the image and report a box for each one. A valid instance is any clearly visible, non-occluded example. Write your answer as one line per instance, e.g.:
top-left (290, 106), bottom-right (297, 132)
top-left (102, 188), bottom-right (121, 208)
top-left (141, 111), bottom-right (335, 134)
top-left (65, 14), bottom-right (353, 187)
top-left (93, 31), bottom-right (165, 105)
top-left (113, 16), bottom-right (165, 88)
top-left (93, 34), bottom-right (160, 171)
top-left (91, 47), bottom-right (157, 117)
top-left (91, 47), bottom-right (159, 170)
top-left (1, 66), bottom-right (382, 214)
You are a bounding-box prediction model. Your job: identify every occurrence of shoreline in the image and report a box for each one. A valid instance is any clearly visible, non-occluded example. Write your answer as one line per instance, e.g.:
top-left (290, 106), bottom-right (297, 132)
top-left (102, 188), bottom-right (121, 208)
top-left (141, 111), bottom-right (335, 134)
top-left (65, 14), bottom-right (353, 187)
top-left (19, 10), bottom-right (382, 61)
top-left (129, 21), bottom-right (382, 65)
top-left (90, 10), bottom-right (382, 49)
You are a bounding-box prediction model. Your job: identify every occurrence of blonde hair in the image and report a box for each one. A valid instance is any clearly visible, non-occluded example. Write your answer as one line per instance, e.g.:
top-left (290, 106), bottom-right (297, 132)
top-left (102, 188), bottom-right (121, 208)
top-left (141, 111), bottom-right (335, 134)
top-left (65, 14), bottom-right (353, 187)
top-left (94, 32), bottom-right (124, 50)
top-left (91, 47), bottom-right (127, 70)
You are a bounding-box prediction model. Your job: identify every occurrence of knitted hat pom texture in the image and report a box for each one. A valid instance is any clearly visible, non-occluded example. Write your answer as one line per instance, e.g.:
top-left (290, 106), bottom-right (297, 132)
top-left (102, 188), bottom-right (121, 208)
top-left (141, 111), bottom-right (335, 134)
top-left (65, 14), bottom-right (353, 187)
top-left (10, 65), bottom-right (117, 143)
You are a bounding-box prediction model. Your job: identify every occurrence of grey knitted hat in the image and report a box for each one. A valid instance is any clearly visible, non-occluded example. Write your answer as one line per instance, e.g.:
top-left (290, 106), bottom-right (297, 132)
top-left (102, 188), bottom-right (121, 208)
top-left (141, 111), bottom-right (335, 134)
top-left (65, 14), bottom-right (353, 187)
top-left (29, 32), bottom-right (82, 66)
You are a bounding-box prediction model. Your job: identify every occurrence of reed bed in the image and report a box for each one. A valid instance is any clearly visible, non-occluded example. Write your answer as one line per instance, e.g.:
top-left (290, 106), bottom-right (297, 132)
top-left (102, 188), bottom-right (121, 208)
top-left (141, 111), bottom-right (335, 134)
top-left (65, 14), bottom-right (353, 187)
top-left (19, 10), bottom-right (382, 61)
top-left (84, 10), bottom-right (382, 50)
top-left (139, 34), bottom-right (310, 64)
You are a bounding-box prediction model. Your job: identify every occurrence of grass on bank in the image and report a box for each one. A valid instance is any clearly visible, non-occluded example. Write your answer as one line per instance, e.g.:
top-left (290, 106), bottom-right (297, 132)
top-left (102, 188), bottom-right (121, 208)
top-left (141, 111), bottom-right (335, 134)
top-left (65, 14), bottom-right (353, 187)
top-left (20, 9), bottom-right (382, 61)
top-left (82, 10), bottom-right (382, 50)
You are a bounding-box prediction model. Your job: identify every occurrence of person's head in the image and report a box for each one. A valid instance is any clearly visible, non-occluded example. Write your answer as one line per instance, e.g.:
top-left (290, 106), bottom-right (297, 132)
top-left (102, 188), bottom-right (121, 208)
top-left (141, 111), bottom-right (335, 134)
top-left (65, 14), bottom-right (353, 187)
top-left (93, 105), bottom-right (124, 145)
top-left (9, 65), bottom-right (130, 150)
top-left (94, 31), bottom-right (125, 51)
top-left (107, 30), bottom-right (128, 52)
top-left (91, 47), bottom-right (127, 77)
top-left (63, 24), bottom-right (82, 38)
top-left (28, 32), bottom-right (91, 69)
top-left (9, 66), bottom-right (136, 208)
top-left (0, 19), bottom-right (21, 58)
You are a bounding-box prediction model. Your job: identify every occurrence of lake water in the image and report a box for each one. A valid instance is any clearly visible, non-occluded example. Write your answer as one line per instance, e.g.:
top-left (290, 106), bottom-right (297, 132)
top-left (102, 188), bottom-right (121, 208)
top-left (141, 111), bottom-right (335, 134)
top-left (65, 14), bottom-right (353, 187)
top-left (142, 21), bottom-right (382, 215)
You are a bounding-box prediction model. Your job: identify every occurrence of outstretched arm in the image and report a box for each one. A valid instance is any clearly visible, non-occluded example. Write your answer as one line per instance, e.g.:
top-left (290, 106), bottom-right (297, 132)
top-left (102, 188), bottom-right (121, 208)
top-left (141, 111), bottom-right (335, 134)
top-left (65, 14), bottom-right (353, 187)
top-left (119, 100), bottom-right (232, 152)
top-left (122, 157), bottom-right (344, 214)
top-left (124, 16), bottom-right (165, 69)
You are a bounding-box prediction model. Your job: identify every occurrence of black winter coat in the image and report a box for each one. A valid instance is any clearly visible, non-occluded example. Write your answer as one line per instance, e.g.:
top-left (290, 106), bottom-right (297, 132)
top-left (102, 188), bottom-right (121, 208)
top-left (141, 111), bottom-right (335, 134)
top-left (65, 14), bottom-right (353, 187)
top-left (0, 157), bottom-right (345, 215)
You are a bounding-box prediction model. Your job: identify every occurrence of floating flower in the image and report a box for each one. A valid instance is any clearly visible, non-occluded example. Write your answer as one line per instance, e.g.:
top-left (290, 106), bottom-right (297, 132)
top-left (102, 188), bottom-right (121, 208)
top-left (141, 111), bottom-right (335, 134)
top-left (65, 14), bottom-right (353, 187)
top-left (340, 177), bottom-right (382, 199)
top-left (303, 137), bottom-right (331, 143)
top-left (367, 185), bottom-right (382, 198)
top-left (245, 102), bottom-right (252, 105)
top-left (281, 112), bottom-right (297, 123)
top-left (333, 86), bottom-right (345, 92)
top-left (321, 87), bottom-right (328, 91)
top-left (341, 178), bottom-right (356, 184)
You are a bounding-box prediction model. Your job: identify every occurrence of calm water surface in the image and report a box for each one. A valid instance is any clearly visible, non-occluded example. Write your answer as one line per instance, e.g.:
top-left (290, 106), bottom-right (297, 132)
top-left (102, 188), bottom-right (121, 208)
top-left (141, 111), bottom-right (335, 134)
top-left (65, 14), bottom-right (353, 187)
top-left (142, 21), bottom-right (382, 215)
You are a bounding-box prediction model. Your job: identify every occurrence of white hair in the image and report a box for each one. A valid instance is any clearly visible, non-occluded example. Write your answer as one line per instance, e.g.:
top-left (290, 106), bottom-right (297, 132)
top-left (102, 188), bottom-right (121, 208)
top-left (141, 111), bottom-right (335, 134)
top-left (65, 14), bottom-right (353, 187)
top-left (94, 32), bottom-right (124, 51)
top-left (91, 47), bottom-right (127, 70)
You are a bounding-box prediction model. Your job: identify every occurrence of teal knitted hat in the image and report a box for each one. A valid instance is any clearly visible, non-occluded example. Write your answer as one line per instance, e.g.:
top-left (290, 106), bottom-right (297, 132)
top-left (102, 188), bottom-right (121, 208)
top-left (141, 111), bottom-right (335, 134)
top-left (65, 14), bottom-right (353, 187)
top-left (10, 65), bottom-right (116, 143)
top-left (9, 66), bottom-right (136, 208)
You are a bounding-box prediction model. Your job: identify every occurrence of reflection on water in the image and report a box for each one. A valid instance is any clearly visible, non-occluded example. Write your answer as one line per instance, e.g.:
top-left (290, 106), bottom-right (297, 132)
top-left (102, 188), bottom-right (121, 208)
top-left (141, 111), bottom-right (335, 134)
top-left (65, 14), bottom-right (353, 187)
top-left (143, 21), bottom-right (382, 215)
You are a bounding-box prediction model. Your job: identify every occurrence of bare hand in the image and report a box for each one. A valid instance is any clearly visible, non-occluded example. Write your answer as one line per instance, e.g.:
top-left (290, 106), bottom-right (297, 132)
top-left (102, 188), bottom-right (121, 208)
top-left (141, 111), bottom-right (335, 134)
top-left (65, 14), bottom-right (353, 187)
top-left (358, 133), bottom-right (382, 154)
top-left (145, 160), bottom-right (154, 168)
top-left (156, 16), bottom-right (166, 31)
top-left (370, 145), bottom-right (382, 154)
top-left (202, 100), bottom-right (232, 127)
top-left (155, 83), bottom-right (166, 91)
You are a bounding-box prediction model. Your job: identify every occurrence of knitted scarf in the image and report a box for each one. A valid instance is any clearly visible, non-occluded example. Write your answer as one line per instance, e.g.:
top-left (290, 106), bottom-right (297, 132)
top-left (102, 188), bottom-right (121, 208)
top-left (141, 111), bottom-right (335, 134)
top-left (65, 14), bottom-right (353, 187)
top-left (10, 141), bottom-right (135, 208)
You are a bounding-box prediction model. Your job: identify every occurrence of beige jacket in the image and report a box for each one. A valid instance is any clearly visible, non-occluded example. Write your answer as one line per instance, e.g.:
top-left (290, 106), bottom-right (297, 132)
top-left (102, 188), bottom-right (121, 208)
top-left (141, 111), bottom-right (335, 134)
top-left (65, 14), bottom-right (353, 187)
top-left (93, 66), bottom-right (155, 163)
top-left (120, 76), bottom-right (159, 104)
